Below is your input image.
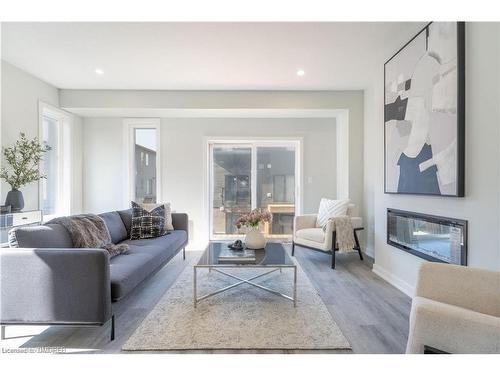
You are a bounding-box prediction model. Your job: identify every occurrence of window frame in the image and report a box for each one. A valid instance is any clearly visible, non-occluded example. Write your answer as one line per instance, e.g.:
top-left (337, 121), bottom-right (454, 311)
top-left (206, 138), bottom-right (302, 241)
top-left (38, 101), bottom-right (72, 221)
top-left (123, 118), bottom-right (161, 206)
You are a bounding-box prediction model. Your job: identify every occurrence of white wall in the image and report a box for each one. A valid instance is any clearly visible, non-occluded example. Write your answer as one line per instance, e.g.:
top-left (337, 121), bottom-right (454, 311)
top-left (62, 89), bottom-right (365, 214)
top-left (1, 61), bottom-right (60, 210)
top-left (1, 61), bottom-right (83, 213)
top-left (70, 115), bottom-right (83, 214)
top-left (364, 23), bottom-right (500, 295)
top-left (83, 117), bottom-right (338, 250)
top-left (82, 118), bottom-right (127, 213)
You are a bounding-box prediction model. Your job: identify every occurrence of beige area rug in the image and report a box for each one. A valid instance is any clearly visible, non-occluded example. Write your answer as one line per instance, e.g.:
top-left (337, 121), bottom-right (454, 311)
top-left (122, 257), bottom-right (351, 351)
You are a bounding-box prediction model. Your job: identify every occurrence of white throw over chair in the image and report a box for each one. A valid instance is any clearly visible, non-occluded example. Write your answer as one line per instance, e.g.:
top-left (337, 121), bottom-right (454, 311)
top-left (292, 203), bottom-right (364, 269)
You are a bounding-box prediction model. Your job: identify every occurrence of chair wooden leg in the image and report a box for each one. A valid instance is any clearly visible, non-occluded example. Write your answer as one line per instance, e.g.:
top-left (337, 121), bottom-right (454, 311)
top-left (292, 241), bottom-right (295, 256)
top-left (354, 229), bottom-right (363, 261)
top-left (331, 231), bottom-right (336, 269)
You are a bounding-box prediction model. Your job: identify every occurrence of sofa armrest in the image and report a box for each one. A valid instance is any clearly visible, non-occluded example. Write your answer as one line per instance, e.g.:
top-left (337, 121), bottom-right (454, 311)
top-left (415, 263), bottom-right (500, 317)
top-left (294, 214), bottom-right (317, 231)
top-left (1, 248), bottom-right (111, 325)
top-left (172, 213), bottom-right (189, 234)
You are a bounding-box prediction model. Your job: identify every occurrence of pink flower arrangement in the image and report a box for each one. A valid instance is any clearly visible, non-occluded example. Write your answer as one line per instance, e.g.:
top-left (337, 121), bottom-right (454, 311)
top-left (235, 208), bottom-right (272, 229)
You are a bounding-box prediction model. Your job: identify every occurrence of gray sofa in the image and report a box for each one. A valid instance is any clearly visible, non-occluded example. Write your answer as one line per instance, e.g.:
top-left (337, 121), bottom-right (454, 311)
top-left (0, 209), bottom-right (188, 340)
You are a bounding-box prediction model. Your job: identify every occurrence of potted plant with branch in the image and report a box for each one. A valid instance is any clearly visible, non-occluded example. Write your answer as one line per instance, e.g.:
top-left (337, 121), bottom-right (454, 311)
top-left (0, 132), bottom-right (48, 212)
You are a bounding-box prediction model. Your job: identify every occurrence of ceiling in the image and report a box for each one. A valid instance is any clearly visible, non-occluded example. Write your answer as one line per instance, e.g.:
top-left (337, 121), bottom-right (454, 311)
top-left (1, 22), bottom-right (423, 90)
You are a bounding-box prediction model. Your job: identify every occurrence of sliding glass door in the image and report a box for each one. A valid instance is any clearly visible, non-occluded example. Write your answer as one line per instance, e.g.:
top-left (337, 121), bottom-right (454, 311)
top-left (211, 145), bottom-right (252, 236)
top-left (209, 141), bottom-right (300, 240)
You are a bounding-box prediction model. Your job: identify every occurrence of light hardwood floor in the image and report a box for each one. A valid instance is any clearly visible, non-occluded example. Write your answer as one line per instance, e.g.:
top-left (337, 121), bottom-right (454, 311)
top-left (3, 245), bottom-right (411, 354)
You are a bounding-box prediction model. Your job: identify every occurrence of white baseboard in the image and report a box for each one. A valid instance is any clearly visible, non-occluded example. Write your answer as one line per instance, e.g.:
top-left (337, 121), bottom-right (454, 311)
top-left (372, 263), bottom-right (415, 297)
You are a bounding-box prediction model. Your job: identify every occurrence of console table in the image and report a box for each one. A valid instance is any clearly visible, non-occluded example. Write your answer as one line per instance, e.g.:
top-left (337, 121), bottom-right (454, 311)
top-left (0, 210), bottom-right (43, 247)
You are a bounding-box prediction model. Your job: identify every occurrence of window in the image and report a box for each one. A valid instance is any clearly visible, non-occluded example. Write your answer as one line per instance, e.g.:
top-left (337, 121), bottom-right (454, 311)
top-left (39, 103), bottom-right (71, 219)
top-left (209, 140), bottom-right (301, 240)
top-left (125, 119), bottom-right (161, 205)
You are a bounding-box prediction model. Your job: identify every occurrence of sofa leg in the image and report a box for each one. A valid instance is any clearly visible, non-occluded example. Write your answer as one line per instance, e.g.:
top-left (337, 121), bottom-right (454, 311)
top-left (331, 231), bottom-right (336, 269)
top-left (110, 315), bottom-right (115, 341)
top-left (1, 325), bottom-right (5, 340)
top-left (183, 247), bottom-right (186, 260)
top-left (353, 230), bottom-right (363, 261)
top-left (292, 242), bottom-right (295, 256)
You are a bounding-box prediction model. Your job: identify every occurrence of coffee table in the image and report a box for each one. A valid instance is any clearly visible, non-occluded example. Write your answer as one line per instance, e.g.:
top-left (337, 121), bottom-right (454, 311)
top-left (194, 242), bottom-right (297, 307)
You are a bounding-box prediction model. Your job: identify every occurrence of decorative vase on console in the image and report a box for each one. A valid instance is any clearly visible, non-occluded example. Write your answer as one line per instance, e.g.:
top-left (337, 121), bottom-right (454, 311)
top-left (0, 132), bottom-right (48, 212)
top-left (235, 208), bottom-right (272, 250)
top-left (5, 189), bottom-right (24, 212)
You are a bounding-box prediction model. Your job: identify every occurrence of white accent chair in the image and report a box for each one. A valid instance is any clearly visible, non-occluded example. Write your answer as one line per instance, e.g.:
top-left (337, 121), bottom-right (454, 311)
top-left (292, 203), bottom-right (364, 269)
top-left (406, 262), bottom-right (500, 354)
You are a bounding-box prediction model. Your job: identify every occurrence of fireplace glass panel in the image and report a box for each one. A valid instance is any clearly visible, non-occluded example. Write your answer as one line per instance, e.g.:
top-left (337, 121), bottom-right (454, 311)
top-left (387, 209), bottom-right (467, 265)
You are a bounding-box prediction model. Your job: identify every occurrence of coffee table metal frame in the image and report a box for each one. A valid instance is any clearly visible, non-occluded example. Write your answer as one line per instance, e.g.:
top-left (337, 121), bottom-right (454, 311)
top-left (193, 263), bottom-right (297, 308)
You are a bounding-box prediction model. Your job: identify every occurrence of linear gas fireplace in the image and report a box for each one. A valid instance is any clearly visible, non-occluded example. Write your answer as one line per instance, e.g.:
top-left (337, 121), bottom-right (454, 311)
top-left (387, 209), bottom-right (468, 266)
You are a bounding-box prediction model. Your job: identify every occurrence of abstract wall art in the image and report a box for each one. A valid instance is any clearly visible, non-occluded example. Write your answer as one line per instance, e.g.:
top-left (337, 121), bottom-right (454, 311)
top-left (384, 22), bottom-right (465, 197)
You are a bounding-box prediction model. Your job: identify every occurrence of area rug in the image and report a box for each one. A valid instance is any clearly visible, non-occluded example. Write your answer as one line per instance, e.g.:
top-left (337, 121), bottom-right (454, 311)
top-left (122, 257), bottom-right (351, 351)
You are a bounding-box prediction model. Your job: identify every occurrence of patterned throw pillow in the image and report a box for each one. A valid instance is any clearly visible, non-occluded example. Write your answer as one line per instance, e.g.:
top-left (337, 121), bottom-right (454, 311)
top-left (316, 198), bottom-right (350, 230)
top-left (140, 202), bottom-right (174, 231)
top-left (130, 202), bottom-right (166, 240)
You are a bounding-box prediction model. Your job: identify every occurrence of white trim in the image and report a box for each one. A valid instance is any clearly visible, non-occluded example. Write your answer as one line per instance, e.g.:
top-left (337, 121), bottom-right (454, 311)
top-left (123, 118), bottom-right (161, 206)
top-left (63, 108), bottom-right (349, 119)
top-left (38, 101), bottom-right (72, 220)
top-left (372, 263), bottom-right (415, 297)
top-left (205, 137), bottom-right (303, 242)
top-left (336, 110), bottom-right (350, 199)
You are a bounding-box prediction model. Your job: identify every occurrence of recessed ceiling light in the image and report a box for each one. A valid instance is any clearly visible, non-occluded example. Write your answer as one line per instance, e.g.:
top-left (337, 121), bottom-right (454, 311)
top-left (95, 68), bottom-right (104, 75)
top-left (296, 69), bottom-right (305, 77)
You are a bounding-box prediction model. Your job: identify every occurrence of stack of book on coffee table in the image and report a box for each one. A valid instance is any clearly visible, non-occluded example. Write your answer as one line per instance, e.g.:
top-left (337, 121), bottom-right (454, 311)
top-left (218, 247), bottom-right (256, 264)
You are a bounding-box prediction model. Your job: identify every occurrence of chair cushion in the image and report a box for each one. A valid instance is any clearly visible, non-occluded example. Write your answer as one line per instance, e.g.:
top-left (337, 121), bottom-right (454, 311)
top-left (98, 211), bottom-right (128, 244)
top-left (295, 228), bottom-right (325, 243)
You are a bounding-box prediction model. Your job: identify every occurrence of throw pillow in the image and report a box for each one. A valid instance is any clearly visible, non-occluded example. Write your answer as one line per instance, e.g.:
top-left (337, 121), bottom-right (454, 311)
top-left (316, 198), bottom-right (350, 229)
top-left (130, 202), bottom-right (166, 240)
top-left (141, 202), bottom-right (174, 231)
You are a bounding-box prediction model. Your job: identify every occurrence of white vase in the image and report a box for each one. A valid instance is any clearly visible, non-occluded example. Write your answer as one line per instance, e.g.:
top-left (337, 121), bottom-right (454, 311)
top-left (245, 227), bottom-right (266, 249)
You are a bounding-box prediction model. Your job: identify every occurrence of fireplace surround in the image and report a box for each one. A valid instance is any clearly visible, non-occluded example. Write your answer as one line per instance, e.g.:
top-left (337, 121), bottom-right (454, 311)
top-left (387, 209), bottom-right (467, 266)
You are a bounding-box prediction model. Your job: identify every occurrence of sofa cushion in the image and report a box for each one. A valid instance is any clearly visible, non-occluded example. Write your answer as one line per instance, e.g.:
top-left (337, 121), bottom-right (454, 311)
top-left (295, 228), bottom-right (325, 243)
top-left (8, 224), bottom-right (73, 248)
top-left (98, 211), bottom-right (128, 244)
top-left (110, 230), bottom-right (187, 300)
top-left (117, 208), bottom-right (133, 235)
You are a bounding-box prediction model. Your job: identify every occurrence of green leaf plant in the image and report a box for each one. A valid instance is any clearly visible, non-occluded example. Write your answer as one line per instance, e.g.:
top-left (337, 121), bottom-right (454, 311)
top-left (0, 132), bottom-right (49, 190)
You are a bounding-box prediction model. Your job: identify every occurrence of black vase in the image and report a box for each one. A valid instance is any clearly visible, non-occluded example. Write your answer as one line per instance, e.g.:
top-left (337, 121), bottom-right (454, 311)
top-left (5, 189), bottom-right (24, 212)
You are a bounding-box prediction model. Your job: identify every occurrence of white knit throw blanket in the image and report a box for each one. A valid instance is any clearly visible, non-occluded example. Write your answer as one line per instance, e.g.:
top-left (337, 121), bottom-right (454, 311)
top-left (329, 216), bottom-right (355, 253)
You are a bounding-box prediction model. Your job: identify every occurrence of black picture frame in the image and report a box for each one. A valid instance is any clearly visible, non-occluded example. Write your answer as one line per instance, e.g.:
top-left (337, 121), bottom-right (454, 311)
top-left (384, 22), bottom-right (465, 197)
top-left (387, 208), bottom-right (468, 266)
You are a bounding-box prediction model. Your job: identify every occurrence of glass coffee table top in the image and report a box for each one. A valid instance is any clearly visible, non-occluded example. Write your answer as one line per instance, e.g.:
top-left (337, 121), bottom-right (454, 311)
top-left (197, 241), bottom-right (294, 267)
